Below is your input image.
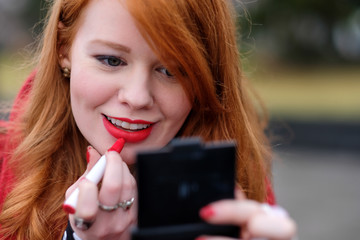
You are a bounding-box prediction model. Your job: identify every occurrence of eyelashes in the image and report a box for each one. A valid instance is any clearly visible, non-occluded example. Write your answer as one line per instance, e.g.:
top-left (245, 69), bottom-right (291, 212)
top-left (96, 55), bottom-right (126, 67)
top-left (95, 55), bottom-right (174, 78)
top-left (157, 67), bottom-right (173, 78)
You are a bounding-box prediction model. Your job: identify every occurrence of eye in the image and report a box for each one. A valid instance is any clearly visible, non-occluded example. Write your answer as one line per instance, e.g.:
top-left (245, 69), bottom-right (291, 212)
top-left (157, 67), bottom-right (174, 77)
top-left (96, 55), bottom-right (126, 67)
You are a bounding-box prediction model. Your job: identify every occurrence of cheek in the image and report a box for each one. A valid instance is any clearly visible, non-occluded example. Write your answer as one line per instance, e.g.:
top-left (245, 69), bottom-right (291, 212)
top-left (161, 88), bottom-right (192, 125)
top-left (70, 69), bottom-right (113, 109)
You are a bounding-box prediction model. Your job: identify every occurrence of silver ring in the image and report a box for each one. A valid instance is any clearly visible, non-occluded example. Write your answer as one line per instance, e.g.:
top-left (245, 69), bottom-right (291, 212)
top-left (98, 197), bottom-right (135, 212)
top-left (118, 197), bottom-right (135, 210)
top-left (74, 216), bottom-right (94, 230)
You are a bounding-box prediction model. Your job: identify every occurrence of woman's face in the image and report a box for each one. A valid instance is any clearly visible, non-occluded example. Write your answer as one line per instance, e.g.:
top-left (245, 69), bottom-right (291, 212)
top-left (61, 0), bottom-right (192, 165)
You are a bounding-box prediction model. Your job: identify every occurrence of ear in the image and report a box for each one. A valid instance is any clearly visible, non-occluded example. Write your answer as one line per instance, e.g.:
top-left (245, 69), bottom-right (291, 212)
top-left (58, 21), bottom-right (71, 69)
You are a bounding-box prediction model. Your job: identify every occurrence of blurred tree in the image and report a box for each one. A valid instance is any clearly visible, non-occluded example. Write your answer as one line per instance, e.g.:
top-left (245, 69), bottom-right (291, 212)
top-left (0, 0), bottom-right (43, 52)
top-left (22, 0), bottom-right (45, 35)
top-left (238, 0), bottom-right (360, 64)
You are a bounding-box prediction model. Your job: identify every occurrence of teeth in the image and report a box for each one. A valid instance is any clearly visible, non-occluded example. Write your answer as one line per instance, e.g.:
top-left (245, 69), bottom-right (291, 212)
top-left (106, 116), bottom-right (150, 130)
top-left (121, 121), bottom-right (130, 129)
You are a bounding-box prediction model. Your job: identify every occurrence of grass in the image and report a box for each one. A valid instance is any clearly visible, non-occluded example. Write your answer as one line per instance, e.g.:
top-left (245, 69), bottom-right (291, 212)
top-left (248, 65), bottom-right (360, 122)
top-left (1, 53), bottom-right (359, 122)
top-left (0, 53), bottom-right (33, 100)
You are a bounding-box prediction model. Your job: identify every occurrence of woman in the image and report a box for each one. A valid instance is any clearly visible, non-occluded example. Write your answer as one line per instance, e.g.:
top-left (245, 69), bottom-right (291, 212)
top-left (0, 0), bottom-right (296, 239)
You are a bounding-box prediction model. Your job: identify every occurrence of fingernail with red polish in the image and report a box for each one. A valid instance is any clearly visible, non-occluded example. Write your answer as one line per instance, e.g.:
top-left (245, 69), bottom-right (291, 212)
top-left (199, 205), bottom-right (215, 219)
top-left (86, 146), bottom-right (92, 163)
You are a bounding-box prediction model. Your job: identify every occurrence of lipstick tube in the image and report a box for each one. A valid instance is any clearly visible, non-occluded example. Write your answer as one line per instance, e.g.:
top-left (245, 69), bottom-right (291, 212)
top-left (63, 138), bottom-right (125, 214)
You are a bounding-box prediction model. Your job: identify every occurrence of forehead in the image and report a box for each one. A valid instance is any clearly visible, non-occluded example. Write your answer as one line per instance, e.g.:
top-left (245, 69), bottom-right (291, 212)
top-left (75, 0), bottom-right (137, 42)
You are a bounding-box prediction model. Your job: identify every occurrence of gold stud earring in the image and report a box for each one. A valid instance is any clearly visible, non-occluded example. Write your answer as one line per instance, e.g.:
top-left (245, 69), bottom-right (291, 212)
top-left (62, 67), bottom-right (71, 78)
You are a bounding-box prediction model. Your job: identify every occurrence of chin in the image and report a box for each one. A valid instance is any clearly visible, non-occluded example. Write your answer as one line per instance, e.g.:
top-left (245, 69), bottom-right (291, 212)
top-left (121, 150), bottom-right (137, 166)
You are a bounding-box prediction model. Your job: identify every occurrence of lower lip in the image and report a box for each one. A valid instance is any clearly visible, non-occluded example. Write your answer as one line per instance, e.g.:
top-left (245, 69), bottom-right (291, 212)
top-left (102, 117), bottom-right (153, 143)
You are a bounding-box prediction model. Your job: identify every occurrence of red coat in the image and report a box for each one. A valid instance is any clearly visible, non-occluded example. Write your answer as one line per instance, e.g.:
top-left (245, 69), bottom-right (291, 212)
top-left (0, 71), bottom-right (34, 209)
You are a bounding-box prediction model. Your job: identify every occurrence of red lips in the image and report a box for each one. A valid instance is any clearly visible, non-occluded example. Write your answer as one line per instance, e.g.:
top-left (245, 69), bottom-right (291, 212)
top-left (102, 116), bottom-right (153, 143)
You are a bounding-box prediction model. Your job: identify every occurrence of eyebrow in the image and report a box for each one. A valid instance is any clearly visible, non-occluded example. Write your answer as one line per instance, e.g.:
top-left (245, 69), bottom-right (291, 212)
top-left (89, 39), bottom-right (131, 53)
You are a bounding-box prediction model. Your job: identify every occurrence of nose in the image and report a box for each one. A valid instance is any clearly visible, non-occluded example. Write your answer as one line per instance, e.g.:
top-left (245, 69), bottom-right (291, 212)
top-left (117, 67), bottom-right (154, 110)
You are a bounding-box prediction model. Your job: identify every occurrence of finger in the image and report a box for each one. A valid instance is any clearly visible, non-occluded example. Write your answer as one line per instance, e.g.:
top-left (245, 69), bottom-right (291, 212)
top-left (199, 199), bottom-right (262, 225)
top-left (199, 200), bottom-right (296, 240)
top-left (99, 151), bottom-right (136, 206)
top-left (248, 214), bottom-right (297, 240)
top-left (75, 179), bottom-right (98, 220)
top-left (98, 151), bottom-right (124, 205)
top-left (68, 179), bottom-right (98, 237)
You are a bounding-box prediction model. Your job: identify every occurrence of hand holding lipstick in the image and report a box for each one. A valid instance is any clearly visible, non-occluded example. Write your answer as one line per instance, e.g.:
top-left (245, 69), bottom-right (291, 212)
top-left (63, 138), bottom-right (125, 214)
top-left (64, 138), bottom-right (138, 239)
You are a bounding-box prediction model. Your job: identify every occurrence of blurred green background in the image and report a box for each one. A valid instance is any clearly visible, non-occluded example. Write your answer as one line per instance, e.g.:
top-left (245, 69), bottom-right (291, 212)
top-left (1, 0), bottom-right (360, 123)
top-left (235, 0), bottom-right (360, 123)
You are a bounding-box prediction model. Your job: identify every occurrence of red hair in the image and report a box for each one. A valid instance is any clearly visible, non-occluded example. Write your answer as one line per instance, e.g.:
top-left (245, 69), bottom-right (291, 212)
top-left (0, 0), bottom-right (89, 239)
